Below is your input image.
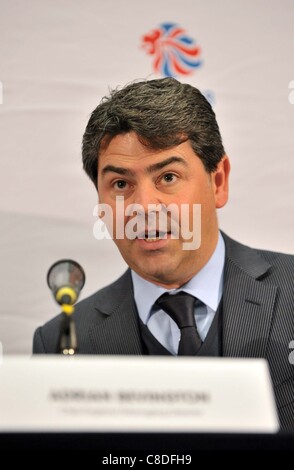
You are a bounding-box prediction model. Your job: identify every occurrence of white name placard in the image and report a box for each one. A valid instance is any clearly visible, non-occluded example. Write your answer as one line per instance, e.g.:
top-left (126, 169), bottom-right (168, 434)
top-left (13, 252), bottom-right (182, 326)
top-left (0, 356), bottom-right (279, 433)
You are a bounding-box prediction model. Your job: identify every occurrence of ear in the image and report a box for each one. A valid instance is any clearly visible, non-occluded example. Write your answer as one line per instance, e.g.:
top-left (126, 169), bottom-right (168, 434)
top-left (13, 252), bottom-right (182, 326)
top-left (212, 155), bottom-right (230, 208)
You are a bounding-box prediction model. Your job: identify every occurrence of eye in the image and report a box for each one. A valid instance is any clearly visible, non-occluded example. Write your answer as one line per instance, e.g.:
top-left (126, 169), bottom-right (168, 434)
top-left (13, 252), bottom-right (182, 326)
top-left (162, 173), bottom-right (177, 183)
top-left (114, 180), bottom-right (128, 190)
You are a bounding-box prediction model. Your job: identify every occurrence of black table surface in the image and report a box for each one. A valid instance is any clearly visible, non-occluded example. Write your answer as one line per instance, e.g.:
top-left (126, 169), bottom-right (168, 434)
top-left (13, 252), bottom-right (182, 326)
top-left (1, 431), bottom-right (294, 452)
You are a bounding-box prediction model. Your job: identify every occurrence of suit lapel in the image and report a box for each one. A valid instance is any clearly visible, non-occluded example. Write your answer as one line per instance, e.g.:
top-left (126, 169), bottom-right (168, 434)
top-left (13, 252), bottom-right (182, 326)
top-left (86, 234), bottom-right (278, 357)
top-left (88, 270), bottom-right (144, 355)
top-left (222, 233), bottom-right (277, 357)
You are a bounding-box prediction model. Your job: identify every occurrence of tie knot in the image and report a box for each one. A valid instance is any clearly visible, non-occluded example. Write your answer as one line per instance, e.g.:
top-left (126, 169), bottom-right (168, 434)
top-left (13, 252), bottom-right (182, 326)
top-left (156, 291), bottom-right (196, 329)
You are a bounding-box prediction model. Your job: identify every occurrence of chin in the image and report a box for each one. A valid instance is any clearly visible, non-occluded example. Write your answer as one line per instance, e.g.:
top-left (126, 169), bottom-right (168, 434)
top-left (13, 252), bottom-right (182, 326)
top-left (136, 266), bottom-right (178, 285)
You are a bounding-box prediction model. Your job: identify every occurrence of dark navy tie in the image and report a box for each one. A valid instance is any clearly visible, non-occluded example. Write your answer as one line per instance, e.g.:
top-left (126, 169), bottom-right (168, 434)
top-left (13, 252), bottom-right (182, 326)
top-left (157, 292), bottom-right (202, 355)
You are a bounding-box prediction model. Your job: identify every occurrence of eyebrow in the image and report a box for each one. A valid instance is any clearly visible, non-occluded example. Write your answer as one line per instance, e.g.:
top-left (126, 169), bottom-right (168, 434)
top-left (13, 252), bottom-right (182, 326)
top-left (101, 156), bottom-right (187, 177)
top-left (101, 165), bottom-right (133, 177)
top-left (146, 156), bottom-right (187, 173)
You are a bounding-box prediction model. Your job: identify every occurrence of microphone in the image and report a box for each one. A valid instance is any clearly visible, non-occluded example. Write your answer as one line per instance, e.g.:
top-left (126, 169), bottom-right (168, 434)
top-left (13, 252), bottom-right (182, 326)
top-left (47, 259), bottom-right (85, 355)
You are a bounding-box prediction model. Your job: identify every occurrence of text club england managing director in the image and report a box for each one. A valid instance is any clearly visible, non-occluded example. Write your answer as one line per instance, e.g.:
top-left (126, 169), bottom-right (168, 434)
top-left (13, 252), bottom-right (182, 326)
top-left (33, 78), bottom-right (294, 431)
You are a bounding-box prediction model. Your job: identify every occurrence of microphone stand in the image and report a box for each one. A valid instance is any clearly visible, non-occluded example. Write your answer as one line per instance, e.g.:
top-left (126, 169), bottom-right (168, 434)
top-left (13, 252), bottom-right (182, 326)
top-left (57, 305), bottom-right (78, 355)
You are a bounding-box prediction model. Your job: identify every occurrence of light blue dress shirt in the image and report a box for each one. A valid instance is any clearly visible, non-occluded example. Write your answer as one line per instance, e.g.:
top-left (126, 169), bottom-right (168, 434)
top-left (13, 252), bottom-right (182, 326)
top-left (131, 232), bottom-right (225, 355)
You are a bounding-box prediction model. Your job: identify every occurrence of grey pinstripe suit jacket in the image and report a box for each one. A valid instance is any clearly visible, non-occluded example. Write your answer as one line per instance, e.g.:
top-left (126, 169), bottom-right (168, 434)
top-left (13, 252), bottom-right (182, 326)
top-left (33, 233), bottom-right (294, 431)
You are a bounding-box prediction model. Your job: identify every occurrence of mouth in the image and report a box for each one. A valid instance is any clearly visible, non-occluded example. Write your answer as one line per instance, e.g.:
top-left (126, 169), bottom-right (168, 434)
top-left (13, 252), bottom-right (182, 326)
top-left (137, 230), bottom-right (172, 242)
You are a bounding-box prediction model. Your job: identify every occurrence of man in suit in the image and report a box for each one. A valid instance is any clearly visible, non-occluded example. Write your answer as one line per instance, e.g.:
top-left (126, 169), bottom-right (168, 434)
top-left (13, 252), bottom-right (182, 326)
top-left (33, 78), bottom-right (294, 431)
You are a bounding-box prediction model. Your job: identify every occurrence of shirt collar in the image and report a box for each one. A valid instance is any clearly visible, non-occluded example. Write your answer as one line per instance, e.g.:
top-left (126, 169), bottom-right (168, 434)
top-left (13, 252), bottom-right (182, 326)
top-left (131, 232), bottom-right (225, 323)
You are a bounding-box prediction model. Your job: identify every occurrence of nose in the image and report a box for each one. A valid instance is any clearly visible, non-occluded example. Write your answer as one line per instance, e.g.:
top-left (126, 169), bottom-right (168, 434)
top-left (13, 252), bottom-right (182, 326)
top-left (131, 181), bottom-right (162, 214)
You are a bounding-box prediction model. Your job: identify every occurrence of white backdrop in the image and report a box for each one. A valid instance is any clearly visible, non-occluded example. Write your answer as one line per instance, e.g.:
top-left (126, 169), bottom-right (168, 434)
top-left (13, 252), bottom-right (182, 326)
top-left (0, 0), bottom-right (293, 355)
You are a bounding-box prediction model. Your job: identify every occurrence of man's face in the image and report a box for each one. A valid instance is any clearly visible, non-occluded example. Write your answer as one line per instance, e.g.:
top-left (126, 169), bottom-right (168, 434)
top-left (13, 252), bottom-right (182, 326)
top-left (97, 132), bottom-right (230, 288)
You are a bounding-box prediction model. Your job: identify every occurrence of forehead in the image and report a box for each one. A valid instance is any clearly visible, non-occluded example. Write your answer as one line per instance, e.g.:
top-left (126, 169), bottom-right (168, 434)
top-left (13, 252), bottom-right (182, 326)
top-left (99, 132), bottom-right (198, 168)
top-left (100, 132), bottom-right (157, 159)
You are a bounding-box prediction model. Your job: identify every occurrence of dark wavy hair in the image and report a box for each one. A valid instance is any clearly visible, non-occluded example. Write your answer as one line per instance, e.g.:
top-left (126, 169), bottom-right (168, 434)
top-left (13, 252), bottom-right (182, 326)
top-left (82, 77), bottom-right (225, 187)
